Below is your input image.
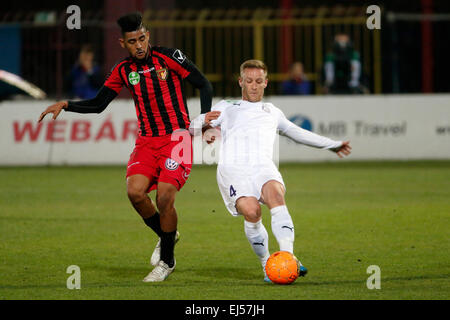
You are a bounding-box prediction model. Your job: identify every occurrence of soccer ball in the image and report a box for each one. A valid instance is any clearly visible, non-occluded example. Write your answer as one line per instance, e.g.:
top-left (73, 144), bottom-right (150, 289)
top-left (265, 251), bottom-right (300, 284)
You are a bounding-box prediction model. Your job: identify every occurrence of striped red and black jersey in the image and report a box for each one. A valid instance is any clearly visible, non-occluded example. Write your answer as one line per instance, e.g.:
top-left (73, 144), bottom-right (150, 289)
top-left (104, 46), bottom-right (198, 137)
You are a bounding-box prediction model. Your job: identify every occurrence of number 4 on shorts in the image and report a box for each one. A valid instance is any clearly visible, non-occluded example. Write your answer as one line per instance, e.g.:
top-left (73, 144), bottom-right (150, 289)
top-left (229, 185), bottom-right (237, 197)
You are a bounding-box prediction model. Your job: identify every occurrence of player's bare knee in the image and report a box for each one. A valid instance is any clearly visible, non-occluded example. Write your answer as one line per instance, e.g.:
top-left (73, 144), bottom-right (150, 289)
top-left (244, 210), bottom-right (261, 222)
top-left (156, 193), bottom-right (175, 213)
top-left (239, 203), bottom-right (261, 222)
top-left (127, 185), bottom-right (147, 204)
top-left (262, 182), bottom-right (285, 207)
top-left (265, 192), bottom-right (285, 208)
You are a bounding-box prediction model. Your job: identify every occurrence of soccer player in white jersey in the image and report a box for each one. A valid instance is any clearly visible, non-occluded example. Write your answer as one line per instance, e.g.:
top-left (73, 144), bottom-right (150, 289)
top-left (189, 59), bottom-right (351, 282)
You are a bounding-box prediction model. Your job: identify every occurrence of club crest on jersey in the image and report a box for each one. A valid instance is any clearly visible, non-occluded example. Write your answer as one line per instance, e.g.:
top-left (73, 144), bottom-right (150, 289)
top-left (165, 158), bottom-right (179, 171)
top-left (156, 68), bottom-right (168, 81)
top-left (128, 71), bottom-right (140, 85)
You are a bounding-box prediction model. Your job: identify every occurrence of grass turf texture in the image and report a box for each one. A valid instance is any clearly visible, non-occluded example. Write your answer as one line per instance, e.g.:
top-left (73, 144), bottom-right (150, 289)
top-left (0, 161), bottom-right (449, 300)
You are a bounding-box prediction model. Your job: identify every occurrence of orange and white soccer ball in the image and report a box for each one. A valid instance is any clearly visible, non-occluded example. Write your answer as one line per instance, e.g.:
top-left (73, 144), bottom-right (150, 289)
top-left (265, 251), bottom-right (300, 284)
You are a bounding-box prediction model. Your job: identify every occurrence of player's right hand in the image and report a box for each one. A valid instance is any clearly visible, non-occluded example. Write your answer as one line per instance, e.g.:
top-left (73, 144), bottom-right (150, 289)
top-left (38, 101), bottom-right (68, 122)
top-left (333, 141), bottom-right (352, 158)
top-left (204, 111), bottom-right (221, 125)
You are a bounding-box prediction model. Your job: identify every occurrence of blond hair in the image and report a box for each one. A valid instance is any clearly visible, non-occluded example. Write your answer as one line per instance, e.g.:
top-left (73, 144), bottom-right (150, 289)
top-left (239, 59), bottom-right (268, 78)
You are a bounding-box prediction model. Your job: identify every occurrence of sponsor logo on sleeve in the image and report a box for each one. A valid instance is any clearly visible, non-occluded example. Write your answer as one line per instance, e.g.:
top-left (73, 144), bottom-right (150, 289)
top-left (172, 49), bottom-right (186, 64)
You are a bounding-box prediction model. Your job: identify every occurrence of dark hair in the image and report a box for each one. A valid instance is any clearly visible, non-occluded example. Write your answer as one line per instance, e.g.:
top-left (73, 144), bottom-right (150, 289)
top-left (117, 12), bottom-right (144, 34)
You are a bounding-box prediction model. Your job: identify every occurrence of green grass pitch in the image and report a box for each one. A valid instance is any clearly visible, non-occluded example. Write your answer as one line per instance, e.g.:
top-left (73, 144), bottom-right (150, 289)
top-left (0, 161), bottom-right (449, 300)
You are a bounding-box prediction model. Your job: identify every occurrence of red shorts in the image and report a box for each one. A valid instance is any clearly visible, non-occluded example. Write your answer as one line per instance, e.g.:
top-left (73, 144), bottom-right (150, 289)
top-left (126, 131), bottom-right (192, 192)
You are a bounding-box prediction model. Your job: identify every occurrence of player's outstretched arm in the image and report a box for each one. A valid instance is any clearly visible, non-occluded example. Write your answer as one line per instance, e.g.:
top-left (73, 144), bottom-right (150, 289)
top-left (37, 86), bottom-right (117, 122)
top-left (276, 108), bottom-right (351, 157)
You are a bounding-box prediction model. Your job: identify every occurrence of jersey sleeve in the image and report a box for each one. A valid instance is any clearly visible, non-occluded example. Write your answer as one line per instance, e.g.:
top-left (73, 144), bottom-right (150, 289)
top-left (103, 61), bottom-right (126, 94)
top-left (209, 100), bottom-right (230, 127)
top-left (153, 47), bottom-right (195, 79)
top-left (275, 106), bottom-right (342, 150)
top-left (66, 86), bottom-right (117, 114)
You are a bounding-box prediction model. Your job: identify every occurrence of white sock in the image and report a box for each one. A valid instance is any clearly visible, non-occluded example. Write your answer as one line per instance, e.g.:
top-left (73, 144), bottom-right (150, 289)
top-left (244, 219), bottom-right (270, 268)
top-left (270, 205), bottom-right (295, 253)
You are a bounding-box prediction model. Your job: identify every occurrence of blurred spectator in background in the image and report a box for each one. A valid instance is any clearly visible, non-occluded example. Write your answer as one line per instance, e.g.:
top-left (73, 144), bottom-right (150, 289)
top-left (66, 44), bottom-right (103, 99)
top-left (281, 62), bottom-right (312, 95)
top-left (323, 34), bottom-right (363, 94)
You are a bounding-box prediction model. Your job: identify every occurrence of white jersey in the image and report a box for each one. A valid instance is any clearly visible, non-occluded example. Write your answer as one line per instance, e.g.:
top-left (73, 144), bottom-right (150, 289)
top-left (211, 100), bottom-right (279, 166)
top-left (209, 99), bottom-right (342, 167)
top-left (189, 99), bottom-right (342, 216)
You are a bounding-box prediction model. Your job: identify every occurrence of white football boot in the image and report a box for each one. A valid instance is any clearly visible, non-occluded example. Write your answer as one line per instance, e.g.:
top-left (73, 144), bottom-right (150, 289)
top-left (150, 231), bottom-right (180, 266)
top-left (143, 259), bottom-right (176, 282)
top-left (262, 255), bottom-right (272, 283)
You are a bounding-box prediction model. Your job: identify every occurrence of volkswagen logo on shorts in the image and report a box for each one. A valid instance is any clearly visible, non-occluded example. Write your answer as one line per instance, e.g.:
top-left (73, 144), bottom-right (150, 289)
top-left (165, 158), bottom-right (179, 171)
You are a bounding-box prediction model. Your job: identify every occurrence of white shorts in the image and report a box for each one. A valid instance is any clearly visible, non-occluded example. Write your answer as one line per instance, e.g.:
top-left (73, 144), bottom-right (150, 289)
top-left (216, 163), bottom-right (285, 216)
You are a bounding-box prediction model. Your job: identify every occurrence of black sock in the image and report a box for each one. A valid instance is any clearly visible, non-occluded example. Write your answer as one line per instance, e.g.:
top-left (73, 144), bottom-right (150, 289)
top-left (143, 212), bottom-right (163, 237)
top-left (160, 230), bottom-right (176, 268)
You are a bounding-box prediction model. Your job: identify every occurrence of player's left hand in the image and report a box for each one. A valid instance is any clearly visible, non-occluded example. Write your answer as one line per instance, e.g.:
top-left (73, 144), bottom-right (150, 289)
top-left (205, 111), bottom-right (221, 125)
top-left (332, 141), bottom-right (352, 158)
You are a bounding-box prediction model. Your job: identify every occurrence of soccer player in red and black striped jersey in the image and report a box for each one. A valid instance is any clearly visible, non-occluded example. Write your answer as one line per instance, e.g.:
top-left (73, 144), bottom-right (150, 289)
top-left (38, 12), bottom-right (220, 282)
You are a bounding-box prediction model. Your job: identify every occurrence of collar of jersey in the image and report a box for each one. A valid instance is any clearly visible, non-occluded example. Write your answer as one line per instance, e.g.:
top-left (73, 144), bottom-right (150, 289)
top-left (240, 100), bottom-right (263, 108)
